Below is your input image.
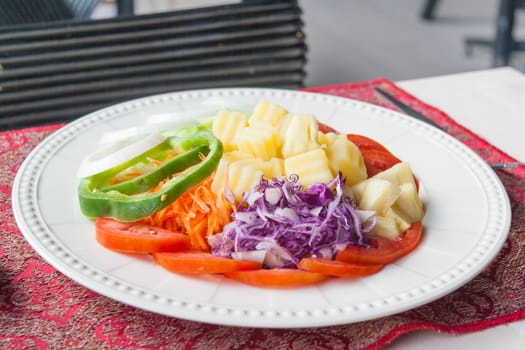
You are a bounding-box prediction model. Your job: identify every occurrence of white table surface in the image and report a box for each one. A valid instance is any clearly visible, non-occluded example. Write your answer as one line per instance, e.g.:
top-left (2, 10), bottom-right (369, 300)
top-left (384, 67), bottom-right (525, 349)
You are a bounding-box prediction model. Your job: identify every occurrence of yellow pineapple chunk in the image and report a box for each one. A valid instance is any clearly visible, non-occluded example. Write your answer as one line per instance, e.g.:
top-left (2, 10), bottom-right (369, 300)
top-left (231, 158), bottom-right (265, 168)
top-left (228, 161), bottom-right (264, 201)
top-left (352, 178), bottom-right (400, 216)
top-left (211, 151), bottom-right (253, 194)
top-left (284, 149), bottom-right (333, 187)
top-left (321, 133), bottom-right (367, 186)
top-left (373, 162), bottom-right (415, 187)
top-left (250, 99), bottom-right (288, 126)
top-left (231, 157), bottom-right (284, 179)
top-left (235, 122), bottom-right (279, 161)
top-left (392, 182), bottom-right (425, 224)
top-left (211, 159), bottom-right (228, 195)
top-left (317, 131), bottom-right (338, 146)
top-left (281, 114), bottom-right (320, 158)
top-left (221, 150), bottom-right (255, 163)
top-left (385, 208), bottom-right (411, 232)
top-left (368, 206), bottom-right (413, 240)
top-left (277, 113), bottom-right (293, 142)
top-left (369, 215), bottom-right (401, 239)
top-left (212, 110), bottom-right (248, 151)
top-left (259, 157), bottom-right (284, 179)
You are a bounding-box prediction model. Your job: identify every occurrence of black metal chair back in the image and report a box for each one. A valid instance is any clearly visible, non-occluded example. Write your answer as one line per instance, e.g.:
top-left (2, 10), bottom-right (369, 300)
top-left (0, 0), bottom-right (306, 129)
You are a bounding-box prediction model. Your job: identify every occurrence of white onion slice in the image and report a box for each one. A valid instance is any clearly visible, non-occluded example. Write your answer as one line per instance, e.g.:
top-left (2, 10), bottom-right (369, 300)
top-left (100, 119), bottom-right (200, 145)
top-left (77, 132), bottom-right (166, 179)
top-left (274, 207), bottom-right (300, 223)
top-left (256, 240), bottom-right (295, 268)
top-left (231, 250), bottom-right (267, 264)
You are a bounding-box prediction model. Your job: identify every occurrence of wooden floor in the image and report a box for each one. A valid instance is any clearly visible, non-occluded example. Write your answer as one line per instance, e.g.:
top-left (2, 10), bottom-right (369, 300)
top-left (94, 0), bottom-right (525, 86)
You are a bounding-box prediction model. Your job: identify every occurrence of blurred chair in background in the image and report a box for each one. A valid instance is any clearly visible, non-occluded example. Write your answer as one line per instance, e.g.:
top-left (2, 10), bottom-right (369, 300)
top-left (421, 0), bottom-right (439, 20)
top-left (0, 0), bottom-right (306, 130)
top-left (421, 0), bottom-right (525, 66)
top-left (0, 0), bottom-right (135, 25)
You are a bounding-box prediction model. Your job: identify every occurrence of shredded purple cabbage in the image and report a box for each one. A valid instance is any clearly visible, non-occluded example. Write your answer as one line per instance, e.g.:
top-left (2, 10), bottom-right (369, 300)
top-left (208, 173), bottom-right (375, 268)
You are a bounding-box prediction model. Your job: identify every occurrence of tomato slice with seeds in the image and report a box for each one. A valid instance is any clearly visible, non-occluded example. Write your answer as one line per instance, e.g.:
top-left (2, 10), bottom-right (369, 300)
top-left (336, 221), bottom-right (423, 265)
top-left (360, 148), bottom-right (420, 190)
top-left (360, 149), bottom-right (402, 177)
top-left (298, 258), bottom-right (384, 277)
top-left (317, 121), bottom-right (339, 134)
top-left (95, 218), bottom-right (191, 254)
top-left (318, 122), bottom-right (401, 175)
top-left (346, 134), bottom-right (392, 154)
top-left (318, 122), bottom-right (391, 153)
top-left (224, 268), bottom-right (329, 288)
top-left (153, 251), bottom-right (262, 274)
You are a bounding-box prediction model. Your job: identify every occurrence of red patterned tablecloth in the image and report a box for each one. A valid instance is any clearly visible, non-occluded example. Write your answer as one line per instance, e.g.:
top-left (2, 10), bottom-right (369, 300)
top-left (1, 79), bottom-right (524, 349)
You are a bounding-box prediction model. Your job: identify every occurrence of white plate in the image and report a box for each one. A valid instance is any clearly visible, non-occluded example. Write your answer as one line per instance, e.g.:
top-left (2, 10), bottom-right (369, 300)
top-left (12, 88), bottom-right (511, 328)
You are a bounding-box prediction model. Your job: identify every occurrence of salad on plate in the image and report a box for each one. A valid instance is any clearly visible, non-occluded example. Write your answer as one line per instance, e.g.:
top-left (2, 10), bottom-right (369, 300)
top-left (77, 99), bottom-right (425, 288)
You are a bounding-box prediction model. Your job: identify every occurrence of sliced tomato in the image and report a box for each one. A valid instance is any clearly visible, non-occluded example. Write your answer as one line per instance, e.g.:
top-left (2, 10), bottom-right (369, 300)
top-left (360, 149), bottom-right (402, 177)
top-left (298, 258), bottom-right (384, 277)
top-left (336, 221), bottom-right (423, 265)
top-left (224, 268), bottom-right (329, 288)
top-left (153, 251), bottom-right (262, 274)
top-left (317, 121), bottom-right (390, 153)
top-left (317, 121), bottom-right (339, 134)
top-left (346, 134), bottom-right (392, 154)
top-left (95, 218), bottom-right (191, 254)
top-left (360, 148), bottom-right (420, 190)
top-left (317, 122), bottom-right (420, 191)
top-left (318, 121), bottom-right (401, 176)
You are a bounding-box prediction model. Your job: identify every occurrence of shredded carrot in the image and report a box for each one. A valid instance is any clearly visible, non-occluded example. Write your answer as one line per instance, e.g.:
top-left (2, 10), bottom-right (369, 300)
top-left (149, 179), bottom-right (167, 193)
top-left (141, 175), bottom-right (235, 252)
top-left (110, 172), bottom-right (148, 184)
top-left (109, 149), bottom-right (232, 251)
top-left (111, 150), bottom-right (179, 185)
top-left (147, 157), bottom-right (163, 166)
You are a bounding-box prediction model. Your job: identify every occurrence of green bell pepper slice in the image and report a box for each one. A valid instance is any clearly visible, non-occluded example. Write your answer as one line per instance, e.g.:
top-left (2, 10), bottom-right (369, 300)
top-left (78, 130), bottom-right (223, 222)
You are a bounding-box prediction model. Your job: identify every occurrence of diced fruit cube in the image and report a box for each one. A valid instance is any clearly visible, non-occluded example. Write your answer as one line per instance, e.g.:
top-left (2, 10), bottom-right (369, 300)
top-left (259, 157), bottom-right (284, 179)
top-left (369, 215), bottom-right (401, 239)
top-left (211, 151), bottom-right (253, 195)
top-left (228, 161), bottom-right (264, 201)
top-left (231, 158), bottom-right (266, 168)
top-left (235, 122), bottom-right (279, 161)
top-left (284, 149), bottom-right (333, 187)
top-left (321, 133), bottom-right (367, 186)
top-left (384, 208), bottom-right (411, 233)
top-left (278, 114), bottom-right (293, 142)
top-left (221, 151), bottom-right (255, 163)
top-left (211, 158), bottom-right (229, 195)
top-left (231, 157), bottom-right (284, 180)
top-left (250, 99), bottom-right (288, 126)
top-left (317, 131), bottom-right (338, 146)
top-left (212, 110), bottom-right (248, 151)
top-left (281, 114), bottom-right (320, 158)
top-left (373, 162), bottom-right (415, 187)
top-left (392, 182), bottom-right (425, 224)
top-left (352, 178), bottom-right (400, 216)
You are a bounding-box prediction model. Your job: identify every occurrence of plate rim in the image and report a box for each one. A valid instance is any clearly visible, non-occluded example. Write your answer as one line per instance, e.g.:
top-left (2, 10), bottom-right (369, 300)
top-left (11, 87), bottom-right (512, 328)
